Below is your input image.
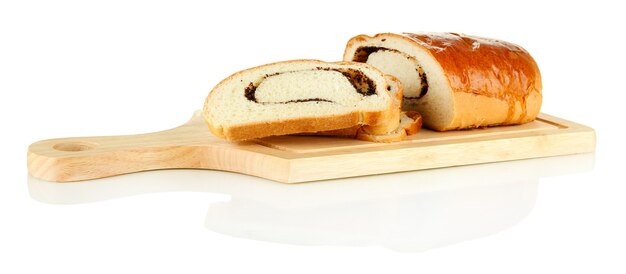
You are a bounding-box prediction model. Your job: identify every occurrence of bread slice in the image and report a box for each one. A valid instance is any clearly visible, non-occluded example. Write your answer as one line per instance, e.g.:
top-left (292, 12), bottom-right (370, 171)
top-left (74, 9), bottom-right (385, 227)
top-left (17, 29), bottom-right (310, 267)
top-left (203, 60), bottom-right (399, 141)
top-left (343, 32), bottom-right (542, 131)
top-left (307, 74), bottom-right (404, 137)
top-left (356, 111), bottom-right (423, 143)
top-left (299, 111), bottom-right (422, 142)
top-left (360, 75), bottom-right (403, 135)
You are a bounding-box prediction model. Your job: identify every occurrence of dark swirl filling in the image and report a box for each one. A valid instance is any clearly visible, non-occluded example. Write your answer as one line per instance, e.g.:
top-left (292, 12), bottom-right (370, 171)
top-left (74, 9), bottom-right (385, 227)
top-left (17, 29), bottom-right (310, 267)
top-left (353, 46), bottom-right (428, 99)
top-left (244, 68), bottom-right (377, 104)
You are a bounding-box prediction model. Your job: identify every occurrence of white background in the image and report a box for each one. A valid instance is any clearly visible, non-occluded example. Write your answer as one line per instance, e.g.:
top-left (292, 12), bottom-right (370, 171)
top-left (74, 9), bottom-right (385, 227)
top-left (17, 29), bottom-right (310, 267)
top-left (1, 0), bottom-right (625, 273)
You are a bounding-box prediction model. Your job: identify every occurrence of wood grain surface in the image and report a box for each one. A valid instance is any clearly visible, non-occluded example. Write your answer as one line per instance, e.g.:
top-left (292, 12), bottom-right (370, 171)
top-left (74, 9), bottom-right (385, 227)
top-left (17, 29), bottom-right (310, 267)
top-left (27, 112), bottom-right (596, 183)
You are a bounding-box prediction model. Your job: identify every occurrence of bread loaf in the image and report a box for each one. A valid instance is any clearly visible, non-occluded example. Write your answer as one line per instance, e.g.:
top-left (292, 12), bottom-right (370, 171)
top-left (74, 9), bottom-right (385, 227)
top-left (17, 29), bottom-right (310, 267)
top-left (343, 32), bottom-right (542, 131)
top-left (203, 60), bottom-right (401, 141)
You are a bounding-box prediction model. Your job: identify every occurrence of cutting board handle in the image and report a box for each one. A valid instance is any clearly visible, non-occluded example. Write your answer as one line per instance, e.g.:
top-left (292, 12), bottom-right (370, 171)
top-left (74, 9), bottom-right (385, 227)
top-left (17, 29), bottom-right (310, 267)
top-left (27, 112), bottom-right (225, 182)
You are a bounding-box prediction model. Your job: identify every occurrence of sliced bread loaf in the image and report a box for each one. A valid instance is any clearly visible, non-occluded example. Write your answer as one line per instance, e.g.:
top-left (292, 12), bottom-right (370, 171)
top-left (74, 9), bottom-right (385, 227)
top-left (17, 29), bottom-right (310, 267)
top-left (344, 32), bottom-right (542, 131)
top-left (203, 60), bottom-right (400, 141)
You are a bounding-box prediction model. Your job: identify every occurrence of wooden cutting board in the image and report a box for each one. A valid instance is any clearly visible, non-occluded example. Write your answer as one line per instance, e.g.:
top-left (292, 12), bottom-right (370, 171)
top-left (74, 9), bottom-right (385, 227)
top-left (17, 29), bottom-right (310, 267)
top-left (27, 112), bottom-right (595, 183)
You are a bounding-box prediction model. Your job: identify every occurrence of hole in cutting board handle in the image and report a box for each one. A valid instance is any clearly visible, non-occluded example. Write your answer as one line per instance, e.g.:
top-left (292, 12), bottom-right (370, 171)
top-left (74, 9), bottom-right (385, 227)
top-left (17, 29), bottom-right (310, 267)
top-left (53, 141), bottom-right (98, 152)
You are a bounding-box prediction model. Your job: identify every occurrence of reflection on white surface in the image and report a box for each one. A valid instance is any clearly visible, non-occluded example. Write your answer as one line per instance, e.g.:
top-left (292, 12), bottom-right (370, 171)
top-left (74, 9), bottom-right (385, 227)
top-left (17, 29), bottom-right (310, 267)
top-left (28, 153), bottom-right (595, 252)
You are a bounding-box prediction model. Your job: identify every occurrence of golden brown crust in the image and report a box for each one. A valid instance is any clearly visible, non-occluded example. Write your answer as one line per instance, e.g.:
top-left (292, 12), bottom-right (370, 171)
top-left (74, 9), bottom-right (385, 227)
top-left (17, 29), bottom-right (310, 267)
top-left (360, 109), bottom-right (399, 135)
top-left (343, 33), bottom-right (543, 130)
top-left (403, 111), bottom-right (423, 135)
top-left (435, 91), bottom-right (540, 131)
top-left (211, 108), bottom-right (393, 141)
top-left (399, 32), bottom-right (542, 126)
top-left (400, 33), bottom-right (541, 98)
top-left (220, 112), bottom-right (359, 141)
top-left (215, 109), bottom-right (395, 141)
top-left (355, 111), bottom-right (423, 143)
top-left (300, 110), bottom-right (423, 143)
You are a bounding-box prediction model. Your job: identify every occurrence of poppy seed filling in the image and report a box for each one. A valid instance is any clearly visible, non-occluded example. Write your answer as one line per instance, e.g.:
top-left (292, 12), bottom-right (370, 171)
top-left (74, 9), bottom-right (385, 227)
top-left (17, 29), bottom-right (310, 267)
top-left (354, 46), bottom-right (429, 99)
top-left (244, 68), bottom-right (377, 104)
